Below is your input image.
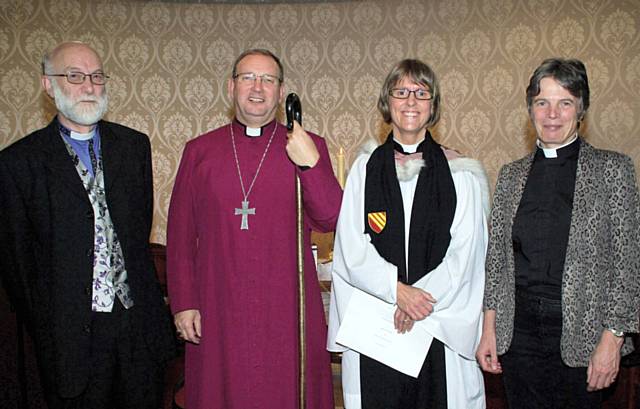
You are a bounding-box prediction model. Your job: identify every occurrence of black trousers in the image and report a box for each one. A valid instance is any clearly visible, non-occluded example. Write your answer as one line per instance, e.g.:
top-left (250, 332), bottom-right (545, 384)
top-left (44, 301), bottom-right (165, 409)
top-left (360, 338), bottom-right (447, 409)
top-left (501, 290), bottom-right (602, 409)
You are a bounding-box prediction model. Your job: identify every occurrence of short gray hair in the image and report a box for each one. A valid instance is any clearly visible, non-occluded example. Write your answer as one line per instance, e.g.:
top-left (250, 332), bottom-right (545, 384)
top-left (42, 41), bottom-right (91, 75)
top-left (526, 58), bottom-right (590, 120)
top-left (42, 51), bottom-right (54, 75)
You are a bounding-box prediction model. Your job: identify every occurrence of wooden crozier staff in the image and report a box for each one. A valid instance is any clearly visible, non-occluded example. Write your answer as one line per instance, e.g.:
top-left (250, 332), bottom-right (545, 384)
top-left (286, 93), bottom-right (306, 409)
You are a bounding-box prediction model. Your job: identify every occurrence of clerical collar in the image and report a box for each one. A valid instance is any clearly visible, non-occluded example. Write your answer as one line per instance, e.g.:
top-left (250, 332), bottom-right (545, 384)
top-left (393, 138), bottom-right (424, 154)
top-left (234, 118), bottom-right (273, 138)
top-left (536, 134), bottom-right (578, 158)
top-left (58, 120), bottom-right (96, 141)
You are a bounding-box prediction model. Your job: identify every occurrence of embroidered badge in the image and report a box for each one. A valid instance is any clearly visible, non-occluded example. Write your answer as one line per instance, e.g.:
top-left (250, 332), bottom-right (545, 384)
top-left (367, 212), bottom-right (387, 234)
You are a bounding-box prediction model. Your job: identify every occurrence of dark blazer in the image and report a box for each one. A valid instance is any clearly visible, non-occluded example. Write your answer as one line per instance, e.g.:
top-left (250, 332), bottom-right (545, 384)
top-left (484, 139), bottom-right (640, 367)
top-left (0, 119), bottom-right (176, 397)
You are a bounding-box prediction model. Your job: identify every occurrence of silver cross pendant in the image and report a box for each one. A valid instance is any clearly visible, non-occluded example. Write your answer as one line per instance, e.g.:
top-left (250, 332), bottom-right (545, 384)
top-left (234, 200), bottom-right (256, 230)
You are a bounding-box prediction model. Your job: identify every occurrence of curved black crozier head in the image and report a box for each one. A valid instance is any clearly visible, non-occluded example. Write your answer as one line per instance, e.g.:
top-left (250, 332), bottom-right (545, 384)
top-left (286, 93), bottom-right (302, 130)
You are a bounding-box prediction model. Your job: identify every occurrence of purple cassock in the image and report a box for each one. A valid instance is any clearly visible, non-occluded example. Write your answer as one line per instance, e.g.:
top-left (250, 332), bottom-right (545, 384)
top-left (167, 119), bottom-right (342, 409)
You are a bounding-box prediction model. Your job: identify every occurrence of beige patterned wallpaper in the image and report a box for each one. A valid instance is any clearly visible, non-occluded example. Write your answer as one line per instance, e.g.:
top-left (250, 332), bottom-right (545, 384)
top-left (1, 0), bottom-right (639, 245)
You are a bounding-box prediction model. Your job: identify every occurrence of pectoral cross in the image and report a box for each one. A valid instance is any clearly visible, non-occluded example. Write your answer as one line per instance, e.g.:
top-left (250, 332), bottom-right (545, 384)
top-left (234, 200), bottom-right (255, 230)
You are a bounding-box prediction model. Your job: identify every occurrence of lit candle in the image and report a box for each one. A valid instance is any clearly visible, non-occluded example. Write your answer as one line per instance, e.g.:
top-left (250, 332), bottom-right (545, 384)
top-left (337, 146), bottom-right (345, 188)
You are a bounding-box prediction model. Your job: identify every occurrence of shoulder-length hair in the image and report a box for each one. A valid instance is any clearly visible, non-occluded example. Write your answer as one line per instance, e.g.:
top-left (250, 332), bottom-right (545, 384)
top-left (377, 59), bottom-right (440, 128)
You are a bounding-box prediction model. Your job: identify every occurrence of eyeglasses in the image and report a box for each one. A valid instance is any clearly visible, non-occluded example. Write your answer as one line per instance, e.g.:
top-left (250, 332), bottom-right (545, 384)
top-left (389, 88), bottom-right (432, 100)
top-left (233, 72), bottom-right (280, 86)
top-left (46, 72), bottom-right (109, 85)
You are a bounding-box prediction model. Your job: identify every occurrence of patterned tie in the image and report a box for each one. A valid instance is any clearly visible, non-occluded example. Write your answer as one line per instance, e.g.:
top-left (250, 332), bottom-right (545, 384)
top-left (88, 138), bottom-right (97, 176)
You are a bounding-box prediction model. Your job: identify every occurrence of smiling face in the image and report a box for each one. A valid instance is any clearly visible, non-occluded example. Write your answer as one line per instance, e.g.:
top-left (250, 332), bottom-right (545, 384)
top-left (531, 77), bottom-right (580, 149)
top-left (389, 76), bottom-right (432, 144)
top-left (227, 53), bottom-right (284, 128)
top-left (42, 43), bottom-right (108, 133)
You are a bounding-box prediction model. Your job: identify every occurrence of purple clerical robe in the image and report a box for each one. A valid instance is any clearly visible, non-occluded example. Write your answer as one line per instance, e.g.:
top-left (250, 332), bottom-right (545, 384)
top-left (167, 119), bottom-right (342, 409)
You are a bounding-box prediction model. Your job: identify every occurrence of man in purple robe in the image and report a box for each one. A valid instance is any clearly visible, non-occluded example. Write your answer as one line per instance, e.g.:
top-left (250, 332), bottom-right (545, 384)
top-left (167, 49), bottom-right (342, 409)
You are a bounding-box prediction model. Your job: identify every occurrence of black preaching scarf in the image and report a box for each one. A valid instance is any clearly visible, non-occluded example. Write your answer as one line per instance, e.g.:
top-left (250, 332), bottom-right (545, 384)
top-left (364, 132), bottom-right (456, 285)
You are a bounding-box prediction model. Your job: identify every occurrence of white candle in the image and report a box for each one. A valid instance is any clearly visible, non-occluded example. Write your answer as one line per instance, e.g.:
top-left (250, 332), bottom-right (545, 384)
top-left (337, 146), bottom-right (345, 188)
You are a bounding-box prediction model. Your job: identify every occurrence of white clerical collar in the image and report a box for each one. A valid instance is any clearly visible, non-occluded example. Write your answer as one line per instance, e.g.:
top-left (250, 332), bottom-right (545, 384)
top-left (69, 129), bottom-right (96, 141)
top-left (536, 134), bottom-right (578, 158)
top-left (246, 126), bottom-right (262, 137)
top-left (235, 119), bottom-right (272, 138)
top-left (394, 137), bottom-right (424, 154)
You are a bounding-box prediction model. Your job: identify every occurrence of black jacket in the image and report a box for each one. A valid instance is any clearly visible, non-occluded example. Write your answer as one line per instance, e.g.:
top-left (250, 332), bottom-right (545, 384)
top-left (0, 119), bottom-right (176, 397)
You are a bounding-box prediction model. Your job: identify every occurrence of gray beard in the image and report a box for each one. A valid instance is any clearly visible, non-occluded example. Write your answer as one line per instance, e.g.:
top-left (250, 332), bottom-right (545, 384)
top-left (51, 81), bottom-right (109, 126)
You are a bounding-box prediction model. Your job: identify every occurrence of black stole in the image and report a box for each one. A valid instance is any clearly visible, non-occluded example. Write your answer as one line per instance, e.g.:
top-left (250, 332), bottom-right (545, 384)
top-left (364, 132), bottom-right (456, 285)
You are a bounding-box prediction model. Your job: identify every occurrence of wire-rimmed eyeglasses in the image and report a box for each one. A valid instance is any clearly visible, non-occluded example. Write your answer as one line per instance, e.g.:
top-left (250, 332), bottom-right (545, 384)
top-left (46, 72), bottom-right (110, 85)
top-left (233, 72), bottom-right (281, 86)
top-left (389, 88), bottom-right (432, 100)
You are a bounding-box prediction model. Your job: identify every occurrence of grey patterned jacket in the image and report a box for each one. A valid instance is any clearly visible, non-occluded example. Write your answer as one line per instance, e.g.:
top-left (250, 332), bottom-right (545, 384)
top-left (484, 138), bottom-right (640, 367)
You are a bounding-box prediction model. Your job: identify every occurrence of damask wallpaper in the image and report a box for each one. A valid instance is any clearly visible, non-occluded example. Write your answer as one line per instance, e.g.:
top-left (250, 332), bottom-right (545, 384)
top-left (1, 0), bottom-right (638, 244)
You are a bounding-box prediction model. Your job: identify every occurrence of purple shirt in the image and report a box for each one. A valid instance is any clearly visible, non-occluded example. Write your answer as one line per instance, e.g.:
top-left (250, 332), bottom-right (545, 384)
top-left (58, 120), bottom-right (101, 177)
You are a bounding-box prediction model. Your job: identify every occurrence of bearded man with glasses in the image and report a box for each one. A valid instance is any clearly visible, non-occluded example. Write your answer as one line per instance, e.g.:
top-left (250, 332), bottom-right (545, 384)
top-left (0, 41), bottom-right (176, 409)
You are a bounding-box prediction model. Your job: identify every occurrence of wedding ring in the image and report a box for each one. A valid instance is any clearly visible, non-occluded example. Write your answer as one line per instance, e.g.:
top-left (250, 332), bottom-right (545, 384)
top-left (403, 319), bottom-right (410, 322)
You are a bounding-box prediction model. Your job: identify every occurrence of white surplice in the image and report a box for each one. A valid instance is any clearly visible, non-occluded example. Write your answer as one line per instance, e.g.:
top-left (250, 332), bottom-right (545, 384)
top-left (327, 141), bottom-right (490, 409)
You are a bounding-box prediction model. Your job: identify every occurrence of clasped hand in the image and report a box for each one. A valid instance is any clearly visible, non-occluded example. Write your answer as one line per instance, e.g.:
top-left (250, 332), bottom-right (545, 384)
top-left (394, 282), bottom-right (436, 333)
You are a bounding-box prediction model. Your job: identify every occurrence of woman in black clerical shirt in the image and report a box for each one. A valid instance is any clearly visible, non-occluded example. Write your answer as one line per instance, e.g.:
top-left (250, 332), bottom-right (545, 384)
top-left (476, 58), bottom-right (640, 409)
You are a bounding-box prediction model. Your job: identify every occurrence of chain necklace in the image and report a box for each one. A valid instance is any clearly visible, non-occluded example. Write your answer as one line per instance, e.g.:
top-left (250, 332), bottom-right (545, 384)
top-left (230, 121), bottom-right (278, 230)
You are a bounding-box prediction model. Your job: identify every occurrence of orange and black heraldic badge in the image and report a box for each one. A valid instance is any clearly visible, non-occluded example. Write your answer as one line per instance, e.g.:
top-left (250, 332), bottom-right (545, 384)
top-left (367, 211), bottom-right (386, 234)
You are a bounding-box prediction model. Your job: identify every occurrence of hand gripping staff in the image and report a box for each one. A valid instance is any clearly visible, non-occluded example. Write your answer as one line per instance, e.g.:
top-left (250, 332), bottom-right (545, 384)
top-left (286, 92), bottom-right (306, 409)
